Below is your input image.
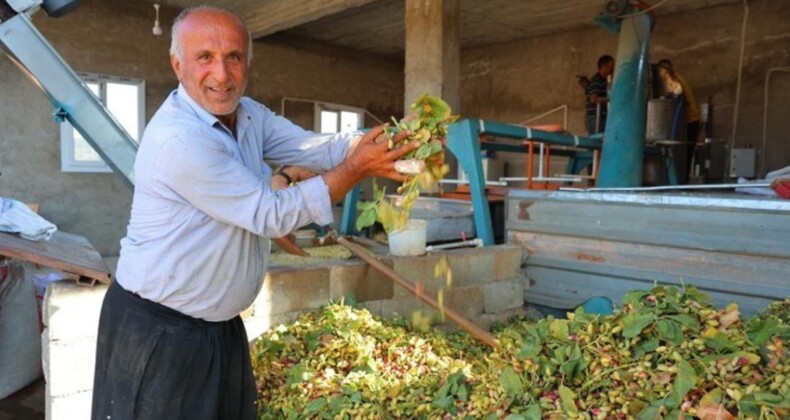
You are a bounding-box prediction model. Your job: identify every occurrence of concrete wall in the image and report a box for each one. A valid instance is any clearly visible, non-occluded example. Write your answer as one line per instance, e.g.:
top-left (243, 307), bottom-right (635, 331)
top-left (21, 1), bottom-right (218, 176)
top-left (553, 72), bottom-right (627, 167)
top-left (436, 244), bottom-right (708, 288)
top-left (42, 245), bottom-right (525, 420)
top-left (0, 0), bottom-right (404, 256)
top-left (460, 0), bottom-right (790, 177)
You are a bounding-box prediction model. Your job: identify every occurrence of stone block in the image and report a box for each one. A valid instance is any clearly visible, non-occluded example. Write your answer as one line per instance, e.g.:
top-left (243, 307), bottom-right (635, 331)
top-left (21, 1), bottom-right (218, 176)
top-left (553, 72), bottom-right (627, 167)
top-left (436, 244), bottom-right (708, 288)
top-left (243, 316), bottom-right (271, 344)
top-left (329, 262), bottom-right (393, 303)
top-left (240, 304), bottom-right (254, 319)
top-left (443, 285), bottom-right (485, 321)
top-left (43, 282), bottom-right (108, 342)
top-left (46, 388), bottom-right (92, 420)
top-left (245, 311), bottom-right (305, 344)
top-left (43, 336), bottom-right (96, 398)
top-left (359, 299), bottom-right (389, 318)
top-left (491, 245), bottom-right (524, 280)
top-left (443, 248), bottom-right (494, 288)
top-left (484, 277), bottom-right (525, 314)
top-left (270, 310), bottom-right (302, 327)
top-left (379, 298), bottom-right (440, 324)
top-left (389, 253), bottom-right (441, 287)
top-left (254, 267), bottom-right (330, 316)
top-left (473, 307), bottom-right (527, 332)
top-left (390, 249), bottom-right (496, 298)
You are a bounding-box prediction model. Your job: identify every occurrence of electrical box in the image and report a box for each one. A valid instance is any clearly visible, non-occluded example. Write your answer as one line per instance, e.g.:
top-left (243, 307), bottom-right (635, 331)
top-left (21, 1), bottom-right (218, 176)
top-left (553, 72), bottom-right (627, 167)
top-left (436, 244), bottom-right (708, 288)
top-left (730, 148), bottom-right (756, 178)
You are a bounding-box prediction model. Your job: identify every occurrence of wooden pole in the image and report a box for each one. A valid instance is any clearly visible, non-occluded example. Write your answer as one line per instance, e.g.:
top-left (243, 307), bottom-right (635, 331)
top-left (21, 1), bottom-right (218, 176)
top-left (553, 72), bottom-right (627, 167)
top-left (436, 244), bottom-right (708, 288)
top-left (337, 237), bottom-right (499, 349)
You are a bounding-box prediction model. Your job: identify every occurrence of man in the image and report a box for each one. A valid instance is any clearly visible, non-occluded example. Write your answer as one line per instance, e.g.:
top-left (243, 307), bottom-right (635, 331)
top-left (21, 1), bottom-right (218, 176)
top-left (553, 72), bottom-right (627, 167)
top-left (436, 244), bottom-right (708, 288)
top-left (585, 55), bottom-right (615, 135)
top-left (657, 59), bottom-right (701, 174)
top-left (91, 6), bottom-right (418, 420)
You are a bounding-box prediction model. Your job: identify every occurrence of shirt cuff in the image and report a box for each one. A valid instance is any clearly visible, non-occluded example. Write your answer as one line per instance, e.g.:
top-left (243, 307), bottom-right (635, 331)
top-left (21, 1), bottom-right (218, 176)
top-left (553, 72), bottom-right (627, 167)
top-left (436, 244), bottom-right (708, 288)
top-left (295, 176), bottom-right (334, 226)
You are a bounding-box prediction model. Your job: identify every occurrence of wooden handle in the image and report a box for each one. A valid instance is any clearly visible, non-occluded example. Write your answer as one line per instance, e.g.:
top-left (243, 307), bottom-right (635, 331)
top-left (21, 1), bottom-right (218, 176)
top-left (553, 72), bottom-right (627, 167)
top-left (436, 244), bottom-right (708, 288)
top-left (337, 237), bottom-right (499, 349)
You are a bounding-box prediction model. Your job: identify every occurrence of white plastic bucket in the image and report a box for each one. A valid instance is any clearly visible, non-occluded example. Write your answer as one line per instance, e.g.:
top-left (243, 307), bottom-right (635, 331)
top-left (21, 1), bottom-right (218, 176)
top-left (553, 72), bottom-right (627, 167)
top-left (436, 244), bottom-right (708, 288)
top-left (388, 219), bottom-right (427, 256)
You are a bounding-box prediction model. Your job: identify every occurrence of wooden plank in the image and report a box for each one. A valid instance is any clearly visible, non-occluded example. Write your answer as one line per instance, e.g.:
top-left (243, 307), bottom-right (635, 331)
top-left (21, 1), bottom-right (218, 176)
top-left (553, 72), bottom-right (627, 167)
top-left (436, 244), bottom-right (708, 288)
top-left (0, 231), bottom-right (111, 284)
top-left (512, 231), bottom-right (789, 299)
top-left (241, 0), bottom-right (380, 39)
top-left (514, 234), bottom-right (788, 317)
top-left (506, 192), bottom-right (790, 258)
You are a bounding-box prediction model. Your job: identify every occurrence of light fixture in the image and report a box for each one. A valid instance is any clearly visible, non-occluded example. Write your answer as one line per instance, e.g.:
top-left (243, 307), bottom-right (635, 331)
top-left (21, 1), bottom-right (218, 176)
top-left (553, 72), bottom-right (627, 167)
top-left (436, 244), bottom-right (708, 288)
top-left (152, 3), bottom-right (162, 36)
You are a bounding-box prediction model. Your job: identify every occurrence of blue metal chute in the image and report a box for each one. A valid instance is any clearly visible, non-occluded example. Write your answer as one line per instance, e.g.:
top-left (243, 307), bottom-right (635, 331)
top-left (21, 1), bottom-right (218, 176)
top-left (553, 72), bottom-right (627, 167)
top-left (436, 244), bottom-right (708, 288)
top-left (597, 9), bottom-right (654, 188)
top-left (0, 12), bottom-right (137, 188)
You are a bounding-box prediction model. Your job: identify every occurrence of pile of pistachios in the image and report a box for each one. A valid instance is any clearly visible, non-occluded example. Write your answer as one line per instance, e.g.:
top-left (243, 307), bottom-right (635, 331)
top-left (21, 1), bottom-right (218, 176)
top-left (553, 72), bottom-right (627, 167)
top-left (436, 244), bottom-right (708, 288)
top-left (252, 287), bottom-right (789, 419)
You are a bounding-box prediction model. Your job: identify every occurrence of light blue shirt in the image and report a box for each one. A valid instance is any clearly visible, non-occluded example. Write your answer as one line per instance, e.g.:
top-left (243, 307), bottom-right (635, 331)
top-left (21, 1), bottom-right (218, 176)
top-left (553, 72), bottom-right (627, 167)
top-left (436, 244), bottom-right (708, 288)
top-left (116, 85), bottom-right (357, 321)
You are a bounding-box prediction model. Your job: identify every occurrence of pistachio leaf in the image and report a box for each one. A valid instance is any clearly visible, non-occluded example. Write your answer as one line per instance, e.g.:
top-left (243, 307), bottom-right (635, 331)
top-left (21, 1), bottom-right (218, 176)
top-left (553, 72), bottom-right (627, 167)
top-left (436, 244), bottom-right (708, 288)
top-left (500, 366), bottom-right (525, 399)
top-left (622, 313), bottom-right (654, 338)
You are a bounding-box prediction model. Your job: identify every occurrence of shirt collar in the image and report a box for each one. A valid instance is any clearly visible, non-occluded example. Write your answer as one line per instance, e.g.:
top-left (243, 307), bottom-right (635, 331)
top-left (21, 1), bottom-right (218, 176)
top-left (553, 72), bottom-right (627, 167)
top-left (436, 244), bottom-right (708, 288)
top-left (175, 84), bottom-right (223, 129)
top-left (175, 84), bottom-right (250, 139)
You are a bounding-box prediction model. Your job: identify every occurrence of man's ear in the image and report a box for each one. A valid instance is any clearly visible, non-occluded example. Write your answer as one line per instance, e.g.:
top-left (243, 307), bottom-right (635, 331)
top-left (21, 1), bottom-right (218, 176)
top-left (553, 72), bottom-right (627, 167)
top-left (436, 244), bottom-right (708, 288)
top-left (170, 54), bottom-right (182, 81)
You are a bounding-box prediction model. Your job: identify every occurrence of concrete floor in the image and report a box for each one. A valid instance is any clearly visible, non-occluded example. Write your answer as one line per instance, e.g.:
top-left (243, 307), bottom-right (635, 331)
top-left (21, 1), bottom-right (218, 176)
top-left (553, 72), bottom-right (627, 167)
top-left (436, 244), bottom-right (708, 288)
top-left (0, 379), bottom-right (45, 420)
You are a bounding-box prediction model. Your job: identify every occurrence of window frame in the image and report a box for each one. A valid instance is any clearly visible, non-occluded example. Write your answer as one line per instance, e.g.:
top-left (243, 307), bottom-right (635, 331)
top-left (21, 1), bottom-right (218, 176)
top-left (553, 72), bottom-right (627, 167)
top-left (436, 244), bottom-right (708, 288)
top-left (60, 72), bottom-right (145, 173)
top-left (312, 101), bottom-right (365, 134)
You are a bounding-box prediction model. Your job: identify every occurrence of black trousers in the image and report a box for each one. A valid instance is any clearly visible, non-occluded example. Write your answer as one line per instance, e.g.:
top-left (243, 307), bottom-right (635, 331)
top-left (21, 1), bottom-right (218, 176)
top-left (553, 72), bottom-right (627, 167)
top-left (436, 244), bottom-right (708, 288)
top-left (91, 282), bottom-right (256, 420)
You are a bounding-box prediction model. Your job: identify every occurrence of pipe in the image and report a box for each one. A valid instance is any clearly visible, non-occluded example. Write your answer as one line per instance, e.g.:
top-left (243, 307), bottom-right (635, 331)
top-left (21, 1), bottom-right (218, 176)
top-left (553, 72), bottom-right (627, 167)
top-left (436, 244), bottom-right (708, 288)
top-left (761, 67), bottom-right (790, 176)
top-left (561, 181), bottom-right (771, 192)
top-left (519, 104), bottom-right (568, 131)
top-left (439, 179), bottom-right (508, 187)
top-left (425, 238), bottom-right (483, 252)
top-left (729, 0), bottom-right (749, 158)
top-left (502, 176), bottom-right (584, 183)
top-left (597, 10), bottom-right (653, 187)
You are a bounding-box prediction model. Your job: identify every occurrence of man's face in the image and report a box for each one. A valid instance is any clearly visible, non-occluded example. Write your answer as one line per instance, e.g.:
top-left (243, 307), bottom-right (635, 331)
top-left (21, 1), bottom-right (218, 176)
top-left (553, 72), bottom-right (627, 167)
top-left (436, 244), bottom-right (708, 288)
top-left (170, 10), bottom-right (249, 117)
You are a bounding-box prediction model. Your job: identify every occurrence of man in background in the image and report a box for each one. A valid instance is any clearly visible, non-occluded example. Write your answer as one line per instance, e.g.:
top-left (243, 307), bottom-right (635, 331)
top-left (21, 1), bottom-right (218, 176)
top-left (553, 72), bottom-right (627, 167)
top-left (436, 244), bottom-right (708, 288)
top-left (585, 55), bottom-right (615, 135)
top-left (657, 59), bottom-right (701, 173)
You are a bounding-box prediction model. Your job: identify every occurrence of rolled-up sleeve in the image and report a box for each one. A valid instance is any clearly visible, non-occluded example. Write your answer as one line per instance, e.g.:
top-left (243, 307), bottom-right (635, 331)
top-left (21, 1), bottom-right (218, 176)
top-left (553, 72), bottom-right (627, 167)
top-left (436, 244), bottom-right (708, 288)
top-left (294, 177), bottom-right (334, 226)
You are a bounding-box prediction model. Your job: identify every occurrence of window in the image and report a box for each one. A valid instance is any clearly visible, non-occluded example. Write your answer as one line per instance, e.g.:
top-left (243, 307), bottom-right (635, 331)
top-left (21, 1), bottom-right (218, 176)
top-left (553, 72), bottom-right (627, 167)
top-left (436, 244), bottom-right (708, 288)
top-left (314, 102), bottom-right (364, 134)
top-left (60, 73), bottom-right (145, 172)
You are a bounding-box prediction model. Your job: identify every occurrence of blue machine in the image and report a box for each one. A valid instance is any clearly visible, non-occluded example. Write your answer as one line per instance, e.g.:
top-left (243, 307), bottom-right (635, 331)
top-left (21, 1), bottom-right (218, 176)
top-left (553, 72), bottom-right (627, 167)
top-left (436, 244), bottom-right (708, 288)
top-left (597, 6), bottom-right (654, 187)
top-left (340, 3), bottom-right (668, 245)
top-left (340, 120), bottom-right (608, 245)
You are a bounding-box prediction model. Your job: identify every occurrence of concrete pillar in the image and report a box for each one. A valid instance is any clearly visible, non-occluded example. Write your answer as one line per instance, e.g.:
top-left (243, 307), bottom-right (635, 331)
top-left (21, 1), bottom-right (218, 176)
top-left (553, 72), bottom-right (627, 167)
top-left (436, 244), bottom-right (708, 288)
top-left (404, 0), bottom-right (460, 112)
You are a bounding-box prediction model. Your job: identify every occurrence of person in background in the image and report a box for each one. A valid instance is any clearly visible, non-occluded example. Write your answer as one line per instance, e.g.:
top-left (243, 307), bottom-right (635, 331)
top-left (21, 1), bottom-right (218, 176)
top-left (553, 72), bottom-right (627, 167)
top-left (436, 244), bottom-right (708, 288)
top-left (91, 6), bottom-right (422, 420)
top-left (657, 59), bottom-right (701, 174)
top-left (585, 55), bottom-right (615, 135)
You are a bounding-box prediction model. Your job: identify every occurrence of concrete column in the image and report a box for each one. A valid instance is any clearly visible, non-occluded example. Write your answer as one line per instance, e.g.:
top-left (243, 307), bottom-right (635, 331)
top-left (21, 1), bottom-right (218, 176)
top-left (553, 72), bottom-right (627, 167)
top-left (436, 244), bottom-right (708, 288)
top-left (404, 0), bottom-right (460, 112)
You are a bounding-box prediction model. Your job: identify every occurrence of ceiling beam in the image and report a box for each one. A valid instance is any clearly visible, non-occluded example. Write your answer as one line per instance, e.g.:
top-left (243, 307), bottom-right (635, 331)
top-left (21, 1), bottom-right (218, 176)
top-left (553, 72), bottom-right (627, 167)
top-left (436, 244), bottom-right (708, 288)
top-left (241, 0), bottom-right (380, 39)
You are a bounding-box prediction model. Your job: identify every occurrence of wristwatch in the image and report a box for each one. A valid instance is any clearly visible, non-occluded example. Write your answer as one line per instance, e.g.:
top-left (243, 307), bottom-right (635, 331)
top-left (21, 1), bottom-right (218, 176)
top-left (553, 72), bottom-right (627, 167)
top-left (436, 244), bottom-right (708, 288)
top-left (275, 167), bottom-right (293, 185)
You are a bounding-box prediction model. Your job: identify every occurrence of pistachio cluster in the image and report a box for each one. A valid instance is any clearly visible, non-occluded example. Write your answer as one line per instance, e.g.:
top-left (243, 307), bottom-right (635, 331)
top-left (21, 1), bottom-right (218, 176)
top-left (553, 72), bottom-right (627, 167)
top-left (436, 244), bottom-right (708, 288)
top-left (356, 94), bottom-right (457, 234)
top-left (252, 288), bottom-right (790, 419)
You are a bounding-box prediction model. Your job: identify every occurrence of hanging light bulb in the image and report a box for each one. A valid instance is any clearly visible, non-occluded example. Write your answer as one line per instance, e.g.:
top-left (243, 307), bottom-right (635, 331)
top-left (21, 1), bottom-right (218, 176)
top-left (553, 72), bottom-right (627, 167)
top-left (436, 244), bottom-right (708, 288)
top-left (152, 3), bottom-right (163, 36)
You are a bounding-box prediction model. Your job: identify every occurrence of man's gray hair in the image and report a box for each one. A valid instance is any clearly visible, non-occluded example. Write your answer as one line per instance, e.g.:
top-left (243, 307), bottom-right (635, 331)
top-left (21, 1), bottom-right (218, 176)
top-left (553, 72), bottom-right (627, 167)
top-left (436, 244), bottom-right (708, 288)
top-left (169, 6), bottom-right (253, 64)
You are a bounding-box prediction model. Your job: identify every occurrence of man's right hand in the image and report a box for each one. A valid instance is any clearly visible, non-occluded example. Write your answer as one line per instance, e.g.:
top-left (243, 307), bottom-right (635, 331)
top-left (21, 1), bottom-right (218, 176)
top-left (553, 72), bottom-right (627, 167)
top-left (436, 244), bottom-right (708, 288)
top-left (322, 125), bottom-right (419, 203)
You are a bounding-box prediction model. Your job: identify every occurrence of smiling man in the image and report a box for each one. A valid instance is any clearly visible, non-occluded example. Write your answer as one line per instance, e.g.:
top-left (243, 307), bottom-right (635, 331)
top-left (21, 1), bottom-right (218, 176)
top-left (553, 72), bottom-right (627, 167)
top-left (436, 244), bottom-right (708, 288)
top-left (91, 6), bottom-right (417, 420)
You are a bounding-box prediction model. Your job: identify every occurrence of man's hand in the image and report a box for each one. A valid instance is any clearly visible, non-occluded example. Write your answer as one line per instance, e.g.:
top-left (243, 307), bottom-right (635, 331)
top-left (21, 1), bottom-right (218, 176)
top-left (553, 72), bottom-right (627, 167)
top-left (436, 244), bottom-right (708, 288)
top-left (282, 166), bottom-right (317, 183)
top-left (273, 235), bottom-right (310, 257)
top-left (350, 125), bottom-right (417, 180)
top-left (271, 167), bottom-right (313, 257)
top-left (322, 125), bottom-right (419, 203)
